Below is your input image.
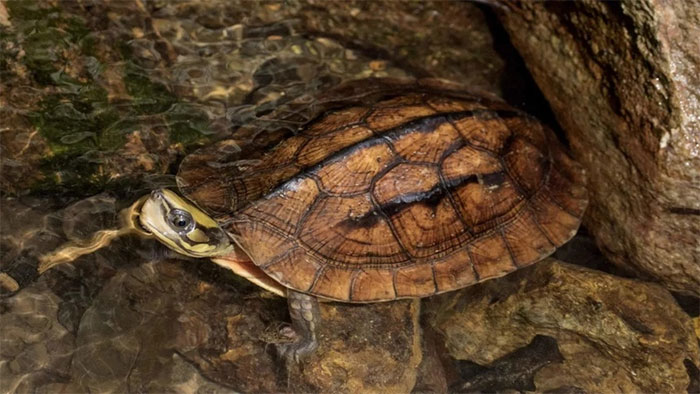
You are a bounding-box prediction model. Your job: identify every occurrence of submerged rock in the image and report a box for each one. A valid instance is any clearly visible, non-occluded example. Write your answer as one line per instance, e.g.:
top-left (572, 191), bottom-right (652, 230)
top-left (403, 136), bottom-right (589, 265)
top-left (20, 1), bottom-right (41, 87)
top-left (6, 254), bottom-right (697, 392)
top-left (427, 259), bottom-right (700, 393)
top-left (0, 283), bottom-right (75, 393)
top-left (70, 260), bottom-right (280, 393)
top-left (451, 335), bottom-right (564, 392)
top-left (65, 259), bottom-right (423, 393)
top-left (287, 300), bottom-right (422, 393)
top-left (493, 0), bottom-right (700, 296)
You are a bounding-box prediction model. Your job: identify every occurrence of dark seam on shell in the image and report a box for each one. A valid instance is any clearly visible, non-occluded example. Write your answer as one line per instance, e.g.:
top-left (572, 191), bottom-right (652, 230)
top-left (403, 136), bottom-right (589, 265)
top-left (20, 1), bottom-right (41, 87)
top-left (230, 109), bottom-right (521, 214)
top-left (499, 228), bottom-right (520, 269)
top-left (391, 269), bottom-right (399, 300)
top-left (348, 269), bottom-right (362, 301)
top-left (306, 264), bottom-right (325, 293)
top-left (258, 246), bottom-right (297, 269)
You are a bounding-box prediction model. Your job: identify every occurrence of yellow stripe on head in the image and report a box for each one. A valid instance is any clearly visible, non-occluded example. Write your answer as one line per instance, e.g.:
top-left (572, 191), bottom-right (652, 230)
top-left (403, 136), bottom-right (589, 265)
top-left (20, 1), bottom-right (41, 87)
top-left (138, 189), bottom-right (233, 258)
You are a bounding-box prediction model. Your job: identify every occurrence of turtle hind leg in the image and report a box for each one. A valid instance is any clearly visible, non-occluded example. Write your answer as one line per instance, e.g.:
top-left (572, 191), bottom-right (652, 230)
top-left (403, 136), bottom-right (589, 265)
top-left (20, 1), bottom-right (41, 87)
top-left (278, 290), bottom-right (320, 362)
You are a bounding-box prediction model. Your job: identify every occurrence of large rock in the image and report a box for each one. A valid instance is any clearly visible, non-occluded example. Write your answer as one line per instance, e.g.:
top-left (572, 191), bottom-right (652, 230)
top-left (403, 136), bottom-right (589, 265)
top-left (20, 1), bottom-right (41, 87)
top-left (427, 259), bottom-right (699, 393)
top-left (287, 300), bottom-right (422, 393)
top-left (64, 259), bottom-right (422, 393)
top-left (493, 0), bottom-right (700, 295)
top-left (70, 261), bottom-right (280, 393)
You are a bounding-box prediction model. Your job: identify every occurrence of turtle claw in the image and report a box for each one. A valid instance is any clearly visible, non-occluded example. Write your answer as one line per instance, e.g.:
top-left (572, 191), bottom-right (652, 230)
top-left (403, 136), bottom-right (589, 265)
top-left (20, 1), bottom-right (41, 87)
top-left (277, 335), bottom-right (319, 363)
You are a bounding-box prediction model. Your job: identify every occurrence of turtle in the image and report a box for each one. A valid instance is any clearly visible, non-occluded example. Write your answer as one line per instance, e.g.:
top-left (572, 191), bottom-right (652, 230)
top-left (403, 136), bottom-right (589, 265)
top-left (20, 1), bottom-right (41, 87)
top-left (135, 78), bottom-right (588, 361)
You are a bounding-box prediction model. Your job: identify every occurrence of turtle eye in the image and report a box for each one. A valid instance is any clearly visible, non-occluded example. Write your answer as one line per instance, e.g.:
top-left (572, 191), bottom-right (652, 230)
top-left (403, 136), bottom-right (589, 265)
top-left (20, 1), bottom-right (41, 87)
top-left (167, 209), bottom-right (195, 233)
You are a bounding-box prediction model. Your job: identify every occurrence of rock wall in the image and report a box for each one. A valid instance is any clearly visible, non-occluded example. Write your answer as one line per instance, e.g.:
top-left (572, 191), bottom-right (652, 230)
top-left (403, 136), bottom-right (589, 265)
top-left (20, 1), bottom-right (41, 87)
top-left (494, 0), bottom-right (700, 295)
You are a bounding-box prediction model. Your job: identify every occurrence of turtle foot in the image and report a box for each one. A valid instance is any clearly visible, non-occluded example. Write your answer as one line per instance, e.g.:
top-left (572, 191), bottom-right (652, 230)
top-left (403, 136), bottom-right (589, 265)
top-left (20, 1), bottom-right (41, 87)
top-left (277, 333), bottom-right (319, 363)
top-left (279, 290), bottom-right (321, 362)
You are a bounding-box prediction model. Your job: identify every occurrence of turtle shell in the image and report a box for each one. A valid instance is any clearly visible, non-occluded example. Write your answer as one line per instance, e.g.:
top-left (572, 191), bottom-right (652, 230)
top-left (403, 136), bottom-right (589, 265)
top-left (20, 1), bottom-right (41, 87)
top-left (178, 78), bottom-right (588, 302)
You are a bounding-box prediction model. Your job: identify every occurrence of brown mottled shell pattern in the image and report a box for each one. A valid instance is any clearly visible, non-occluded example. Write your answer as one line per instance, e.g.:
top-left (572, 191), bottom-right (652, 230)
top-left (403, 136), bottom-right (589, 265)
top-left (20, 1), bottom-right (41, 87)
top-left (178, 79), bottom-right (588, 302)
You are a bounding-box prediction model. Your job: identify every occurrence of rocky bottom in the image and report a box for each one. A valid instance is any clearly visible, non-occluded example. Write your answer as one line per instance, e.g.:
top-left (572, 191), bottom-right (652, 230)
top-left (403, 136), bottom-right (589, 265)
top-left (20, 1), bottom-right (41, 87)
top-left (1, 249), bottom-right (697, 393)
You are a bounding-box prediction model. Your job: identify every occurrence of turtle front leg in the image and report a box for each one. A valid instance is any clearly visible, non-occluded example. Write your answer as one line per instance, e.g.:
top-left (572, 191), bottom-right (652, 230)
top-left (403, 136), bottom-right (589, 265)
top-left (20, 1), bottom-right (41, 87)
top-left (278, 290), bottom-right (321, 362)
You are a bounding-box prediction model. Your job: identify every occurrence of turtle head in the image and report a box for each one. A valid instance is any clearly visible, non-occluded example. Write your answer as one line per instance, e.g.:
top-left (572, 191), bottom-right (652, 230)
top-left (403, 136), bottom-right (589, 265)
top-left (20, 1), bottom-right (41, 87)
top-left (138, 189), bottom-right (234, 258)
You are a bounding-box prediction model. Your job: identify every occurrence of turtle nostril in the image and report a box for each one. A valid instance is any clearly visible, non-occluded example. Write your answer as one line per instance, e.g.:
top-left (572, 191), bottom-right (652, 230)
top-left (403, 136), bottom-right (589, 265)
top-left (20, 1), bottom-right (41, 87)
top-left (151, 190), bottom-right (164, 199)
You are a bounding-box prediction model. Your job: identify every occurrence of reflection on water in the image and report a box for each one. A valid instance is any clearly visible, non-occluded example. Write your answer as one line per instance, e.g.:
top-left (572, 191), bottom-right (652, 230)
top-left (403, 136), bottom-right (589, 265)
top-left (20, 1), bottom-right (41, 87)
top-left (37, 193), bottom-right (151, 274)
top-left (0, 0), bottom-right (594, 392)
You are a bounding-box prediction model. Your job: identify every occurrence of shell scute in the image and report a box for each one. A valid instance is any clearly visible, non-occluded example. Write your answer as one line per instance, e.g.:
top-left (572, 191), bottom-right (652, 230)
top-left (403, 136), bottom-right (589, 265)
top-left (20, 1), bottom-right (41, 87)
top-left (350, 269), bottom-right (395, 302)
top-left (385, 194), bottom-right (467, 259)
top-left (395, 264), bottom-right (436, 297)
top-left (256, 135), bottom-right (307, 169)
top-left (373, 163), bottom-right (439, 207)
top-left (373, 93), bottom-right (427, 108)
top-left (432, 249), bottom-right (477, 292)
top-left (451, 176), bottom-right (523, 231)
top-left (314, 141), bottom-right (394, 194)
top-left (502, 208), bottom-right (556, 267)
top-left (450, 112), bottom-right (513, 152)
top-left (365, 105), bottom-right (437, 132)
top-left (441, 145), bottom-right (502, 181)
top-left (529, 192), bottom-right (583, 246)
top-left (468, 233), bottom-right (516, 280)
top-left (390, 120), bottom-right (462, 162)
top-left (424, 95), bottom-right (489, 113)
top-left (298, 195), bottom-right (408, 265)
top-left (502, 136), bottom-right (548, 196)
top-left (303, 107), bottom-right (370, 136)
top-left (242, 177), bottom-right (319, 235)
top-left (297, 125), bottom-right (373, 167)
top-left (545, 166), bottom-right (589, 216)
top-left (311, 266), bottom-right (354, 300)
top-left (234, 222), bottom-right (294, 266)
top-left (264, 247), bottom-right (319, 293)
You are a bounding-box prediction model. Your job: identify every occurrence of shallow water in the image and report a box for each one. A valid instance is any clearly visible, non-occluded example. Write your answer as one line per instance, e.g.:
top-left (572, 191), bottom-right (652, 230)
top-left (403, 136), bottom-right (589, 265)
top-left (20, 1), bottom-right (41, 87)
top-left (0, 1), bottom-right (620, 392)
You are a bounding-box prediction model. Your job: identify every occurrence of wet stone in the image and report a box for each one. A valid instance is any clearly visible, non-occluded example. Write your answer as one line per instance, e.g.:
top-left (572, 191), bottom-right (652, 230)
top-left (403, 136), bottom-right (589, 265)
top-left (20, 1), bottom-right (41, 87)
top-left (412, 324), bottom-right (449, 394)
top-left (452, 335), bottom-right (564, 392)
top-left (494, 0), bottom-right (700, 296)
top-left (426, 259), bottom-right (700, 393)
top-left (61, 258), bottom-right (424, 393)
top-left (0, 283), bottom-right (75, 393)
top-left (286, 299), bottom-right (422, 394)
top-left (70, 260), bottom-right (282, 393)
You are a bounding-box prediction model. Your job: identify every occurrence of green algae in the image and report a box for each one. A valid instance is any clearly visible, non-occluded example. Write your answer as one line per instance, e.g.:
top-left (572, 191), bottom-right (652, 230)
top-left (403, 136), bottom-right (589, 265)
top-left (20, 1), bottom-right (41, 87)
top-left (4, 0), bottom-right (214, 196)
